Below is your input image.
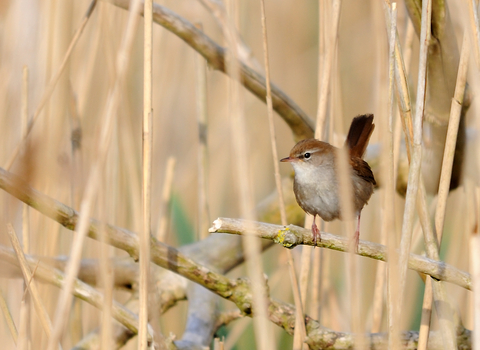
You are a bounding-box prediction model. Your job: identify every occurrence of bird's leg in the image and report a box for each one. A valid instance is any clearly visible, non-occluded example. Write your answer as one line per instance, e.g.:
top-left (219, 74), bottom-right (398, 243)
top-left (312, 215), bottom-right (321, 246)
top-left (353, 212), bottom-right (361, 253)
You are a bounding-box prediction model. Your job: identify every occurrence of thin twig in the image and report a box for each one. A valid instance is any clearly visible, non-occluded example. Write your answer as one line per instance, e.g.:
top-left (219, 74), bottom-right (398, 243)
top-left (385, 4), bottom-right (400, 349)
top-left (140, 0), bottom-right (154, 347)
top-left (470, 184), bottom-right (480, 350)
top-left (259, 0), bottom-right (306, 348)
top-left (0, 288), bottom-right (18, 345)
top-left (6, 224), bottom-right (54, 344)
top-left (195, 24), bottom-right (210, 240)
top-left (46, 1), bottom-right (146, 349)
top-left (315, 0), bottom-right (341, 138)
top-left (4, 0), bottom-right (98, 170)
top-left (18, 65), bottom-right (31, 350)
top-left (21, 65), bottom-right (30, 254)
top-left (397, 0), bottom-right (430, 321)
top-left (307, 0), bottom-right (333, 332)
top-left (225, 1), bottom-right (274, 349)
top-left (469, 0), bottom-right (480, 69)
top-left (434, 33), bottom-right (469, 246)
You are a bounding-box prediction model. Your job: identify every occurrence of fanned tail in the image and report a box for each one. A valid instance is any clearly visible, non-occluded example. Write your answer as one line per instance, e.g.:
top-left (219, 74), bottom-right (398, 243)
top-left (345, 114), bottom-right (375, 158)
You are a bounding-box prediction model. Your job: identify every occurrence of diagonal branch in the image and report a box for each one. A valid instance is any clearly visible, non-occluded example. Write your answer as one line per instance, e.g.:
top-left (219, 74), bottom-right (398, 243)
top-left (0, 167), bottom-right (474, 348)
top-left (0, 244), bottom-right (151, 341)
top-left (103, 0), bottom-right (314, 141)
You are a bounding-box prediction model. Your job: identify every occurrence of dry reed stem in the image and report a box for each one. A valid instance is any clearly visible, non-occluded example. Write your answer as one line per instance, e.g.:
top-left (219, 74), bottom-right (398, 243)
top-left (156, 157), bottom-right (176, 241)
top-left (19, 65), bottom-right (31, 350)
top-left (469, 2), bottom-right (480, 347)
top-left (391, 25), bottom-right (462, 350)
top-left (21, 65), bottom-right (30, 253)
top-left (416, 181), bottom-right (458, 349)
top-left (298, 250), bottom-right (311, 312)
top-left (305, 0), bottom-right (336, 337)
top-left (259, 0), bottom-right (306, 348)
top-left (471, 186), bottom-right (480, 350)
top-left (259, 1), bottom-right (286, 229)
top-left (225, 1), bottom-right (273, 349)
top-left (335, 147), bottom-right (363, 347)
top-left (393, 19), bottom-right (414, 194)
top-left (214, 337), bottom-right (225, 350)
top-left (315, 0), bottom-right (341, 138)
top-left (316, 1), bottom-right (334, 328)
top-left (303, 0), bottom-right (328, 334)
top-left (397, 0), bottom-right (430, 324)
top-left (310, 247), bottom-right (321, 321)
top-left (0, 288), bottom-right (17, 345)
top-left (318, 24), bottom-right (358, 336)
top-left (389, 8), bottom-right (422, 346)
top-left (384, 4), bottom-right (400, 349)
top-left (317, 233), bottom-right (330, 325)
top-left (6, 224), bottom-right (54, 344)
top-left (417, 277), bottom-right (433, 350)
top-left (393, 27), bottom-right (414, 159)
top-left (418, 31), bottom-right (470, 350)
top-left (4, 0), bottom-right (97, 171)
top-left (389, 3), bottom-right (459, 346)
top-left (469, 0), bottom-right (480, 68)
top-left (401, 127), bottom-right (459, 347)
top-left (140, 0), bottom-right (154, 348)
top-left (434, 32), bottom-right (469, 247)
top-left (299, 220), bottom-right (313, 327)
top-left (46, 1), bottom-right (146, 349)
top-left (195, 25), bottom-right (210, 240)
top-left (472, 234), bottom-right (480, 350)
top-left (0, 245), bottom-right (152, 341)
top-left (96, 83), bottom-right (114, 350)
top-left (98, 226), bottom-right (114, 349)
top-left (17, 298), bottom-right (29, 350)
top-left (370, 249), bottom-right (385, 334)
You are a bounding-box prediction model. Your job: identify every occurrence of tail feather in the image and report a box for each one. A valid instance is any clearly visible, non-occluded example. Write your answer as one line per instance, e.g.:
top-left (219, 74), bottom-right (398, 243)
top-left (345, 114), bottom-right (375, 158)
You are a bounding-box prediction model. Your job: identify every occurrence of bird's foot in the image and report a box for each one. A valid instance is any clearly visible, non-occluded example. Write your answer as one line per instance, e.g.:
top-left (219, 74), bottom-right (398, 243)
top-left (312, 222), bottom-right (321, 247)
top-left (351, 229), bottom-right (359, 253)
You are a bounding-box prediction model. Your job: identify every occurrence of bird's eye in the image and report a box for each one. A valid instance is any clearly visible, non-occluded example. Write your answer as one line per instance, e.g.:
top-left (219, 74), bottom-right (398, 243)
top-left (304, 152), bottom-right (311, 159)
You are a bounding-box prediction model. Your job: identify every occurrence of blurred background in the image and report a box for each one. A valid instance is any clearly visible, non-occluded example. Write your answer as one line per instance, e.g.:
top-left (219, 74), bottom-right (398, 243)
top-left (0, 0), bottom-right (477, 349)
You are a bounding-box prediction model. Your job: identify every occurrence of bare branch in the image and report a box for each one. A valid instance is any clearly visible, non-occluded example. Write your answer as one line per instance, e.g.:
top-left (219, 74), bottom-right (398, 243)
top-left (210, 217), bottom-right (471, 291)
top-left (0, 245), bottom-right (151, 340)
top-left (103, 0), bottom-right (314, 141)
top-left (0, 164), bottom-right (474, 348)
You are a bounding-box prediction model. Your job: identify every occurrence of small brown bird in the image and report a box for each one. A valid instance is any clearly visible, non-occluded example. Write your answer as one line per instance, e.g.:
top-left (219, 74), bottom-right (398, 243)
top-left (280, 114), bottom-right (376, 250)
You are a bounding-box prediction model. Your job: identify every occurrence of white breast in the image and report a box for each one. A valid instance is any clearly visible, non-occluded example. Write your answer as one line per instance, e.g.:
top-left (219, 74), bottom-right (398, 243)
top-left (292, 161), bottom-right (340, 221)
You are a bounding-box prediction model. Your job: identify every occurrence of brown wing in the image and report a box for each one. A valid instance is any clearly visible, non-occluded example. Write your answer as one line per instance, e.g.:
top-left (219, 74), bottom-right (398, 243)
top-left (345, 114), bottom-right (375, 158)
top-left (350, 157), bottom-right (376, 186)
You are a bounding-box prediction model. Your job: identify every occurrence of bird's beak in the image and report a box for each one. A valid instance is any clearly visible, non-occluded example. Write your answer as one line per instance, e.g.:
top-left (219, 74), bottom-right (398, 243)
top-left (280, 156), bottom-right (294, 162)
